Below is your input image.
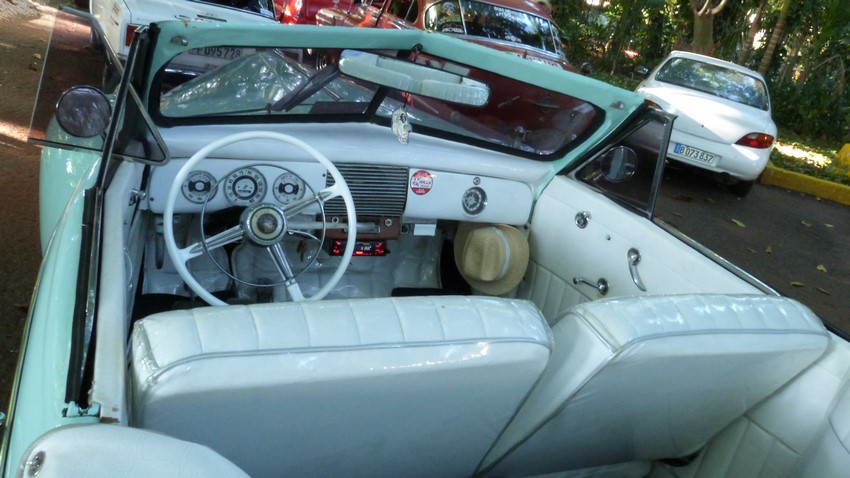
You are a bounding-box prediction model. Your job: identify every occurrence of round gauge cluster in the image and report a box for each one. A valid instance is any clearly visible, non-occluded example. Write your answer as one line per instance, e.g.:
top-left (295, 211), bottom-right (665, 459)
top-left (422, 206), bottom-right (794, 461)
top-left (181, 171), bottom-right (216, 204)
top-left (225, 167), bottom-right (266, 206)
top-left (180, 167), bottom-right (307, 207)
top-left (273, 172), bottom-right (306, 204)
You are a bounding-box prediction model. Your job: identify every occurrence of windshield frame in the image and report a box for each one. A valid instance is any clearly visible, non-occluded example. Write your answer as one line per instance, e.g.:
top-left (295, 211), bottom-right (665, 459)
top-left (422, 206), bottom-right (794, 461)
top-left (136, 21), bottom-right (646, 166)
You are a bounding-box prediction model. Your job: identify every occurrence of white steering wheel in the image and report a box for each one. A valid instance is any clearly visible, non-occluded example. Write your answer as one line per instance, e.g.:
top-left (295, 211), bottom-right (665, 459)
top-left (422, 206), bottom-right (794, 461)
top-left (163, 131), bottom-right (356, 306)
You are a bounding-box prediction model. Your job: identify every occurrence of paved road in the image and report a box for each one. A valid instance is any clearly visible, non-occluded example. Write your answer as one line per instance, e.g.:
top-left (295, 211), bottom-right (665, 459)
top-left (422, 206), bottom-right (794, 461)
top-left (656, 165), bottom-right (850, 335)
top-left (1, 4), bottom-right (49, 418)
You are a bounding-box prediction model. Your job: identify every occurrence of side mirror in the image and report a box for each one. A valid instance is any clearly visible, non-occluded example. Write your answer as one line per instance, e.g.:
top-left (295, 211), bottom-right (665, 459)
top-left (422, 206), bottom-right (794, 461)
top-left (633, 65), bottom-right (650, 77)
top-left (601, 146), bottom-right (638, 182)
top-left (55, 86), bottom-right (112, 138)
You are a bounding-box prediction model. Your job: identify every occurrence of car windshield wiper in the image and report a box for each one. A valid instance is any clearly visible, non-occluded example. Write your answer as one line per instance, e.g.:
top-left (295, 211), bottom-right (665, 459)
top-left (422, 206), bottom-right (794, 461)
top-left (269, 65), bottom-right (341, 113)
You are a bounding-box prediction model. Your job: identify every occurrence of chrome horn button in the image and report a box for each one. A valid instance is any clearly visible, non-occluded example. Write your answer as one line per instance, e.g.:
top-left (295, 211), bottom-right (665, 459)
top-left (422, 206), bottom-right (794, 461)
top-left (242, 204), bottom-right (288, 246)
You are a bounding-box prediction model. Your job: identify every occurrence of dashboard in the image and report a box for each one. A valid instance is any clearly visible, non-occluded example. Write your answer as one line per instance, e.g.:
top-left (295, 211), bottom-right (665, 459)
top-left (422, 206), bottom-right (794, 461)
top-left (145, 158), bottom-right (535, 234)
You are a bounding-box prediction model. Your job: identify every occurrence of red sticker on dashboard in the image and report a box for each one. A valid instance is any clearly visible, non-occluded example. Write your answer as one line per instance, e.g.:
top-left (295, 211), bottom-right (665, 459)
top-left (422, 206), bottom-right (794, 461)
top-left (410, 170), bottom-right (433, 195)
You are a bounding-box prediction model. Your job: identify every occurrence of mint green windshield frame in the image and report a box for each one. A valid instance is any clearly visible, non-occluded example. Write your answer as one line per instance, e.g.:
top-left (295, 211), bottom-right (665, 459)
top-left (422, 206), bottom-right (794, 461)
top-left (146, 21), bottom-right (646, 162)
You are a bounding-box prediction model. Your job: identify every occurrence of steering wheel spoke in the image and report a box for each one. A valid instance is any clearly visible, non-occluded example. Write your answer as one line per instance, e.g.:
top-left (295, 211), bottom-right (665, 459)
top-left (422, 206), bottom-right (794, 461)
top-left (188, 225), bottom-right (244, 255)
top-left (319, 183), bottom-right (346, 201)
top-left (267, 242), bottom-right (296, 281)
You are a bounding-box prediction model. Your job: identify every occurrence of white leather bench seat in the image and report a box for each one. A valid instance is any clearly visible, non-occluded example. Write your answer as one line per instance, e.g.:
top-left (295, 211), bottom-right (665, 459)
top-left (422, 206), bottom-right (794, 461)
top-left (130, 296), bottom-right (552, 478)
top-left (479, 294), bottom-right (830, 477)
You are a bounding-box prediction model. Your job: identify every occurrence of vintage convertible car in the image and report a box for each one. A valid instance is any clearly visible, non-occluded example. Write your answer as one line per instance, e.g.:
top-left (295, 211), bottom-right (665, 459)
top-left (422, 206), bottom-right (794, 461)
top-left (2, 7), bottom-right (849, 478)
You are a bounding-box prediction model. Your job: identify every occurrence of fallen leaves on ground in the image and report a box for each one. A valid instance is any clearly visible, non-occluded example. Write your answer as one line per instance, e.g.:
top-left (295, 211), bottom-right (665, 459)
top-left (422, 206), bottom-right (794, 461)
top-left (817, 264), bottom-right (828, 272)
top-left (790, 281), bottom-right (805, 287)
top-left (731, 218), bottom-right (746, 227)
top-left (765, 245), bottom-right (773, 254)
top-left (817, 288), bottom-right (831, 295)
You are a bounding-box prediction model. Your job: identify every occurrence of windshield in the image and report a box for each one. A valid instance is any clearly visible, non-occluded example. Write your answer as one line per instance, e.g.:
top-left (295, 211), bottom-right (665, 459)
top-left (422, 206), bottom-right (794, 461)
top-left (423, 0), bottom-right (563, 57)
top-left (655, 57), bottom-right (769, 111)
top-left (155, 46), bottom-right (599, 156)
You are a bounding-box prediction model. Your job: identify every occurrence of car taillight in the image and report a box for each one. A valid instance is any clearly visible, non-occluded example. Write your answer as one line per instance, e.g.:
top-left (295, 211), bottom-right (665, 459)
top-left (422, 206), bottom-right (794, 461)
top-left (644, 99), bottom-right (663, 110)
top-left (735, 133), bottom-right (774, 149)
top-left (125, 24), bottom-right (142, 47)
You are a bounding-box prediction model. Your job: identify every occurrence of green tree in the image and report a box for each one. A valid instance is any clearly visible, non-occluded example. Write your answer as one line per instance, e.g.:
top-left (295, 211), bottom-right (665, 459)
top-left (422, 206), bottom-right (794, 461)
top-left (758, 0), bottom-right (792, 75)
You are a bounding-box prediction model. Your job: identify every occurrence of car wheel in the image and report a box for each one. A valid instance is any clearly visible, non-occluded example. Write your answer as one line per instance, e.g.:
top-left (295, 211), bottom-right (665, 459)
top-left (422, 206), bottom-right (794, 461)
top-left (729, 179), bottom-right (755, 197)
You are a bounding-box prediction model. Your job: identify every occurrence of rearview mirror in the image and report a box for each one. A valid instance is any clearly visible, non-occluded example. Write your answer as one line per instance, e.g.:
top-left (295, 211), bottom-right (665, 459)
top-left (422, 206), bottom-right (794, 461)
top-left (338, 50), bottom-right (490, 106)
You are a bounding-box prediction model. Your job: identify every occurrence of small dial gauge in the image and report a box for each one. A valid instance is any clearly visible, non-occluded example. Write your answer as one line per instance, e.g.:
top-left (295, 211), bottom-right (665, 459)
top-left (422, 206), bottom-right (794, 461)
top-left (181, 170), bottom-right (216, 204)
top-left (273, 172), bottom-right (306, 205)
top-left (462, 187), bottom-right (487, 216)
top-left (225, 167), bottom-right (267, 206)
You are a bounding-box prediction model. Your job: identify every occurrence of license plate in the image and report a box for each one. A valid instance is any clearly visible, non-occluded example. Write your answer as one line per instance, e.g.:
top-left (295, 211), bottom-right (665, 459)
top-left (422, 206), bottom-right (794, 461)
top-left (188, 46), bottom-right (248, 60)
top-left (674, 143), bottom-right (716, 164)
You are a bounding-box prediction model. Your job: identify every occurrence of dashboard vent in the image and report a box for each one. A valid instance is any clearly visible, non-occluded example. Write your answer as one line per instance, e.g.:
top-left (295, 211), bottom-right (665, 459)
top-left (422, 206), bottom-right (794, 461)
top-left (324, 164), bottom-right (409, 217)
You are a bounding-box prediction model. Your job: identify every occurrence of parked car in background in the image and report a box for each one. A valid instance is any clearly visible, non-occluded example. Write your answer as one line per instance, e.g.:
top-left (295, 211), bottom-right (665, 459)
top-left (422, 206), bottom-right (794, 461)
top-left (90, 0), bottom-right (278, 60)
top-left (636, 50), bottom-right (776, 196)
top-left (275, 0), bottom-right (354, 24)
top-left (311, 0), bottom-right (572, 70)
top-left (4, 8), bottom-right (849, 478)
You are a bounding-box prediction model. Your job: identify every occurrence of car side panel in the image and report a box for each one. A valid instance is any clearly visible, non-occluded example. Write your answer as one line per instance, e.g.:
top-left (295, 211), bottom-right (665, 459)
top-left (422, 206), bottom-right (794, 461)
top-left (519, 175), bottom-right (762, 322)
top-left (2, 181), bottom-right (98, 477)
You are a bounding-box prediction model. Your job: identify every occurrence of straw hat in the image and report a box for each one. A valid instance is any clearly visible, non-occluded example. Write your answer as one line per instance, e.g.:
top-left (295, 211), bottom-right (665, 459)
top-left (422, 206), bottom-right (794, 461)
top-left (453, 223), bottom-right (529, 295)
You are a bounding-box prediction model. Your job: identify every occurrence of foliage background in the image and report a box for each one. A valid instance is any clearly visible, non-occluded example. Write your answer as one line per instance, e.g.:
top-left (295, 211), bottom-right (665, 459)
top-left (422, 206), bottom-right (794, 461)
top-left (552, 0), bottom-right (850, 146)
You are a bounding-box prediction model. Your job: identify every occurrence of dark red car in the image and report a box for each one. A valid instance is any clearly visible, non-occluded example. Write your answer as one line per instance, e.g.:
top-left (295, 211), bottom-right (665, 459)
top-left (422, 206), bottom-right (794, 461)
top-left (278, 0), bottom-right (571, 70)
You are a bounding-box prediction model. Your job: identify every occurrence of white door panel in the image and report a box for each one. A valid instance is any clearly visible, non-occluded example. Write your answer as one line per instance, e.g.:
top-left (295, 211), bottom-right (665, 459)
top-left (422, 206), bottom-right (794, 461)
top-left (520, 176), bottom-right (762, 321)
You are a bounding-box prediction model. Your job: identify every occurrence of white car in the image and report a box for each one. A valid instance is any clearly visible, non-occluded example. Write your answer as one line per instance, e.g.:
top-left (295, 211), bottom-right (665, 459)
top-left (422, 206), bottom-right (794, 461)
top-left (90, 0), bottom-right (279, 60)
top-left (636, 51), bottom-right (777, 196)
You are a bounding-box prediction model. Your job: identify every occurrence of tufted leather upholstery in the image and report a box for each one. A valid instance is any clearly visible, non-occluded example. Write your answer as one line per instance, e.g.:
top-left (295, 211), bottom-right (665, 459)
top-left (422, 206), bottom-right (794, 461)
top-left (478, 294), bottom-right (829, 477)
top-left (651, 333), bottom-right (850, 478)
top-left (130, 296), bottom-right (552, 478)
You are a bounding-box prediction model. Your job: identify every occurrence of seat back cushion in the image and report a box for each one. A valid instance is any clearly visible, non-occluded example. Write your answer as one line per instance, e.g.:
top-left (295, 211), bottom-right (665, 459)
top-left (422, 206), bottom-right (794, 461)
top-left (130, 296), bottom-right (552, 478)
top-left (650, 333), bottom-right (850, 478)
top-left (478, 294), bottom-right (829, 477)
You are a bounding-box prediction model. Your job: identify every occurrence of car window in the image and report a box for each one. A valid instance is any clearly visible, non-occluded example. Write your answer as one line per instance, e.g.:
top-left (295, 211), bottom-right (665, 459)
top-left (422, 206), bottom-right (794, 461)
top-left (386, 0), bottom-right (419, 23)
top-left (423, 0), bottom-right (562, 56)
top-left (576, 108), bottom-right (673, 218)
top-left (654, 57), bottom-right (769, 111)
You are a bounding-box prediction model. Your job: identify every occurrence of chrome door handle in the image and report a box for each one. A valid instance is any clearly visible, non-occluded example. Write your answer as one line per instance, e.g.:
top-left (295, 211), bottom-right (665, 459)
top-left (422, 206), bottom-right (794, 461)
top-left (628, 248), bottom-right (647, 291)
top-left (573, 277), bottom-right (609, 296)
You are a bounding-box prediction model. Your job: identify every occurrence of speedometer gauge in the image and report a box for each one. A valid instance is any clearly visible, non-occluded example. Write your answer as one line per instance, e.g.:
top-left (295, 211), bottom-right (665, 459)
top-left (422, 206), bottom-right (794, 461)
top-left (273, 172), bottom-right (306, 205)
top-left (181, 170), bottom-right (216, 204)
top-left (225, 167), bottom-right (266, 206)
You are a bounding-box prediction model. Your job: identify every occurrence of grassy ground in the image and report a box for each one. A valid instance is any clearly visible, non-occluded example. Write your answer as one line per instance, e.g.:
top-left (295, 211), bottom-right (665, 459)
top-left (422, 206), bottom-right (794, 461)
top-left (770, 133), bottom-right (850, 186)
